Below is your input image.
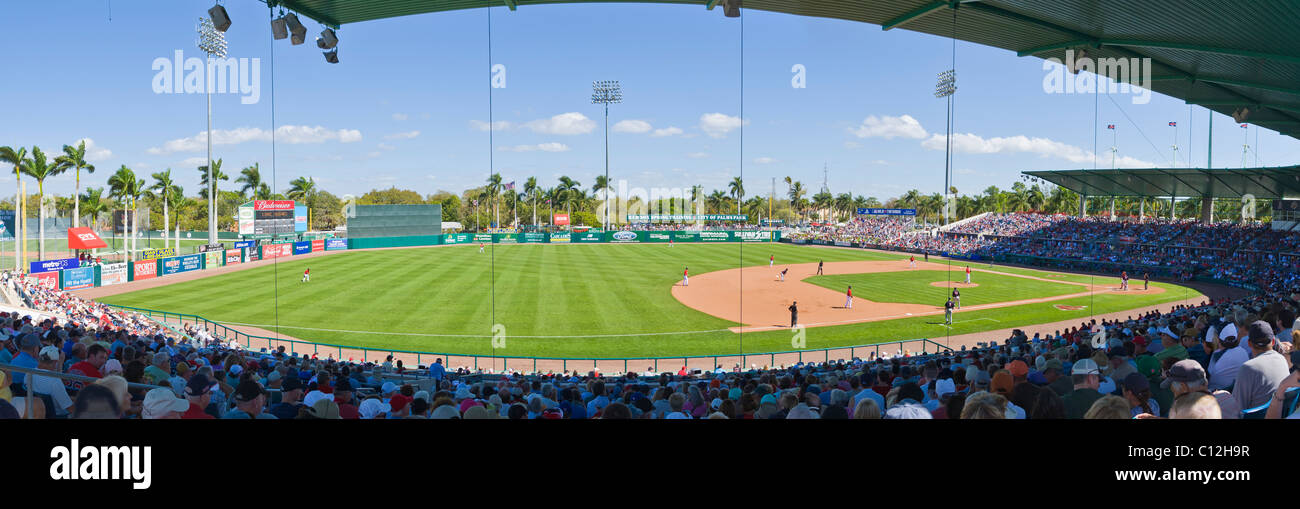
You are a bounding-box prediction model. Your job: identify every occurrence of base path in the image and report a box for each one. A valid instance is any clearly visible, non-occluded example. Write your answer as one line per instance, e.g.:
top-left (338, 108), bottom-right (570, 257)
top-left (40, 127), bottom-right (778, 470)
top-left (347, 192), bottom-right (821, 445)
top-left (671, 260), bottom-right (1167, 333)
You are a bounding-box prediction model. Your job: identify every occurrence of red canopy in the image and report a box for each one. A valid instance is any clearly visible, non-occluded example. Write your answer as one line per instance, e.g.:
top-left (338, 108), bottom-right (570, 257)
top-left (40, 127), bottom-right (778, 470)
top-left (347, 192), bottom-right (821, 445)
top-left (68, 227), bottom-right (108, 249)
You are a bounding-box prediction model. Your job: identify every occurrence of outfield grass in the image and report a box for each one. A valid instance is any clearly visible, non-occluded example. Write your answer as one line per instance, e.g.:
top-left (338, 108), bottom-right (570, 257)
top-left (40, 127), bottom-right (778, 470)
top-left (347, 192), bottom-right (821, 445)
top-left (96, 243), bottom-right (1203, 358)
top-left (805, 269), bottom-right (1082, 307)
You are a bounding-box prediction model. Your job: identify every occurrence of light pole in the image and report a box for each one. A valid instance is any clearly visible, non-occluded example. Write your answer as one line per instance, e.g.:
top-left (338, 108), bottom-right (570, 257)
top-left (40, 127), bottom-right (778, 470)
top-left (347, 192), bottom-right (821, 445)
top-left (198, 17), bottom-right (226, 245)
top-left (592, 80), bottom-right (622, 229)
top-left (935, 69), bottom-right (956, 226)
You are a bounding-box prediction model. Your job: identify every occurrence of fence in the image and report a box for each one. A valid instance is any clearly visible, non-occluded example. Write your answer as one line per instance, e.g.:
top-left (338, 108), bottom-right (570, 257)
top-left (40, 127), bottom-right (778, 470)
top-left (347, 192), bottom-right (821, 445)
top-left (0, 362), bottom-right (164, 419)
top-left (106, 304), bottom-right (952, 375)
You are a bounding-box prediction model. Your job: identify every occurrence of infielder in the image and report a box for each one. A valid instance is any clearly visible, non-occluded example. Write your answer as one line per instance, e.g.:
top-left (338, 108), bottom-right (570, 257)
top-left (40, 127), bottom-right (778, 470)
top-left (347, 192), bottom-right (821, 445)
top-left (669, 239), bottom-right (674, 248)
top-left (779, 267), bottom-right (788, 282)
top-left (816, 260), bottom-right (824, 276)
top-left (302, 268), bottom-right (311, 283)
top-left (845, 285), bottom-right (853, 309)
top-left (952, 287), bottom-right (960, 309)
top-left (682, 267), bottom-right (689, 287)
top-left (769, 254), bottom-right (774, 268)
top-left (909, 255), bottom-right (916, 269)
top-left (944, 297), bottom-right (955, 325)
top-left (479, 242), bottom-right (485, 254)
top-left (965, 265), bottom-right (971, 284)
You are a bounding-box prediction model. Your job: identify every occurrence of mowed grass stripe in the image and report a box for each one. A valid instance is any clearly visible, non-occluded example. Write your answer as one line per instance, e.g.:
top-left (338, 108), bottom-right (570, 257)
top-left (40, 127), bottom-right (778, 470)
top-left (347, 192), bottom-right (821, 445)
top-left (97, 243), bottom-right (1203, 358)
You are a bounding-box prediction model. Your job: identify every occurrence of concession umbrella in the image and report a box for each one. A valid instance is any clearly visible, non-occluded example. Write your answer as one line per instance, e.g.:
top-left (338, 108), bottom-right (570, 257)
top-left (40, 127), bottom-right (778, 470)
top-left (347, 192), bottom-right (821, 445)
top-left (67, 227), bottom-right (108, 250)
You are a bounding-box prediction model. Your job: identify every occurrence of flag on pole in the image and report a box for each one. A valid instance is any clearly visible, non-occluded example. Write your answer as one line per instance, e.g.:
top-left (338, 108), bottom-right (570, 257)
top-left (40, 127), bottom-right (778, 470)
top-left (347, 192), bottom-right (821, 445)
top-left (1168, 121), bottom-right (1177, 127)
top-left (1107, 124), bottom-right (1115, 129)
top-left (1241, 124), bottom-right (1248, 128)
top-left (472, 199), bottom-right (478, 206)
top-left (504, 181), bottom-right (515, 191)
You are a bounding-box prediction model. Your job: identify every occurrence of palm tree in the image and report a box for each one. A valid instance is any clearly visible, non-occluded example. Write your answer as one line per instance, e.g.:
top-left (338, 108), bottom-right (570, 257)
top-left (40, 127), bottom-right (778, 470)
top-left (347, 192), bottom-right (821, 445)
top-left (834, 193), bottom-right (852, 222)
top-left (286, 177), bottom-right (317, 228)
top-left (706, 190), bottom-right (726, 214)
top-left (236, 163), bottom-right (262, 199)
top-left (167, 185), bottom-right (187, 242)
top-left (0, 146), bottom-right (25, 264)
top-left (148, 169), bottom-right (181, 250)
top-left (812, 191), bottom-right (833, 222)
top-left (786, 180), bottom-right (806, 221)
top-left (485, 173), bottom-right (502, 228)
top-left (108, 166), bottom-right (140, 260)
top-left (196, 158), bottom-right (228, 199)
top-left (524, 176), bottom-right (539, 227)
top-left (20, 147), bottom-right (69, 259)
top-left (78, 187), bottom-right (111, 231)
top-left (591, 175), bottom-right (612, 225)
top-left (728, 177), bottom-right (744, 214)
top-left (56, 141), bottom-right (96, 228)
top-left (556, 176), bottom-right (580, 217)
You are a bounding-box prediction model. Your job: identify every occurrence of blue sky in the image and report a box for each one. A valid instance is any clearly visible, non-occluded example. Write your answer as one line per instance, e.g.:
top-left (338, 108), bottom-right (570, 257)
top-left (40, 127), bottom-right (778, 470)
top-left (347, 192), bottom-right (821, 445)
top-left (2, 0), bottom-right (1298, 202)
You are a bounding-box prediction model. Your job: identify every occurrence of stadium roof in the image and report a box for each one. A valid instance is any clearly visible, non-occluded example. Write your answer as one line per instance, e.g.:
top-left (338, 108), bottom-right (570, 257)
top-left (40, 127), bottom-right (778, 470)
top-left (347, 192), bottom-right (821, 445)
top-left (1022, 166), bottom-right (1300, 200)
top-left (264, 0), bottom-right (1300, 140)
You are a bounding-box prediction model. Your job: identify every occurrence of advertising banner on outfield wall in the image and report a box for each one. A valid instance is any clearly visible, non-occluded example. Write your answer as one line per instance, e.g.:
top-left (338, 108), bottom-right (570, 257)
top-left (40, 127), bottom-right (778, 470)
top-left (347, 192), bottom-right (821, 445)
top-left (293, 241), bottom-right (312, 255)
top-left (30, 258), bottom-right (79, 274)
top-left (735, 231), bottom-right (779, 242)
top-left (100, 263), bottom-right (127, 286)
top-left (33, 271), bottom-right (58, 288)
top-left (225, 249), bottom-right (243, 265)
top-left (312, 239), bottom-right (325, 251)
top-left (197, 243), bottom-right (225, 253)
top-left (473, 234), bottom-right (494, 243)
top-left (671, 231), bottom-right (699, 242)
top-left (325, 238), bottom-right (348, 250)
top-left (570, 231), bottom-right (603, 243)
top-left (698, 231), bottom-right (731, 242)
top-left (646, 232), bottom-right (673, 243)
top-left (234, 240), bottom-right (255, 250)
top-left (204, 251), bottom-right (222, 268)
top-left (61, 266), bottom-right (95, 290)
top-left (263, 243), bottom-right (292, 259)
top-left (161, 254), bottom-right (202, 276)
top-left (607, 230), bottom-right (642, 243)
top-left (549, 233), bottom-right (570, 243)
top-left (515, 232), bottom-right (548, 243)
top-left (132, 259), bottom-right (158, 281)
top-left (494, 234), bottom-right (517, 244)
top-left (246, 246), bottom-right (261, 262)
top-left (441, 233), bottom-right (470, 245)
top-left (140, 247), bottom-right (176, 260)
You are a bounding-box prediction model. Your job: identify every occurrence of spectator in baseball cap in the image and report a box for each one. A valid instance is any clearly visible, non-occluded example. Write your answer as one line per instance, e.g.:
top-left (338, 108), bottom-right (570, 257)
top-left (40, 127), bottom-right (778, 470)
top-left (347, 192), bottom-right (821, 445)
top-left (222, 380), bottom-right (275, 419)
top-left (1122, 372), bottom-right (1159, 418)
top-left (182, 374), bottom-right (216, 419)
top-left (269, 376), bottom-right (304, 420)
top-left (1062, 359), bottom-right (1103, 419)
top-left (142, 387), bottom-right (189, 419)
top-left (333, 378), bottom-right (360, 419)
top-left (1232, 321), bottom-right (1289, 411)
top-left (1161, 359), bottom-right (1240, 419)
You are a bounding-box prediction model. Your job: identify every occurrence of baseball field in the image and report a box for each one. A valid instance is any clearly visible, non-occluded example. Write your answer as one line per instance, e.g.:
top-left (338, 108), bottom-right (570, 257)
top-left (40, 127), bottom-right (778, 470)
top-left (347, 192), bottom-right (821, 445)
top-left (92, 242), bottom-right (1205, 358)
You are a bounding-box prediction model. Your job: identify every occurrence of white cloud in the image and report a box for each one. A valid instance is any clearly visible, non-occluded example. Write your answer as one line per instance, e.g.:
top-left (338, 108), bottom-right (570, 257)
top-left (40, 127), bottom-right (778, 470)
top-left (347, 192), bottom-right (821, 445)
top-left (613, 120), bottom-right (652, 134)
top-left (180, 156), bottom-right (207, 167)
top-left (470, 120), bottom-right (513, 132)
top-left (754, 157), bottom-right (776, 164)
top-left (384, 130), bottom-right (420, 140)
top-left (69, 138), bottom-right (112, 162)
top-left (921, 132), bottom-right (1157, 168)
top-left (377, 143), bottom-right (396, 151)
top-left (849, 114), bottom-right (928, 140)
top-left (498, 143), bottom-right (570, 153)
top-left (651, 127), bottom-right (683, 137)
top-left (147, 125), bottom-right (361, 154)
top-left (686, 152), bottom-right (710, 159)
top-left (525, 112), bottom-right (595, 135)
top-left (391, 113), bottom-right (408, 121)
top-left (699, 113), bottom-right (747, 138)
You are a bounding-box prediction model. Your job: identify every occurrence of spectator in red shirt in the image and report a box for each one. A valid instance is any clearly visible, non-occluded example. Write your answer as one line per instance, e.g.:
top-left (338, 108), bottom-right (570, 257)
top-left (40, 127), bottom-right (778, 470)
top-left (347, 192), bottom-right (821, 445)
top-left (182, 374), bottom-right (216, 419)
top-left (334, 379), bottom-right (360, 419)
top-left (68, 344), bottom-right (108, 379)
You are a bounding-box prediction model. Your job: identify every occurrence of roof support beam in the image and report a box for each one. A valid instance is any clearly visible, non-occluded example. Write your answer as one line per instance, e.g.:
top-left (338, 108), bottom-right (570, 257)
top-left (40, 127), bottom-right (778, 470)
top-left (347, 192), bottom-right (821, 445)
top-left (1265, 173), bottom-right (1300, 197)
top-left (271, 0), bottom-right (340, 29)
top-left (1199, 169), bottom-right (1243, 196)
top-left (1159, 170), bottom-right (1203, 196)
top-left (1019, 38), bottom-right (1300, 66)
top-left (1128, 173), bottom-right (1173, 197)
top-left (1082, 170), bottom-right (1147, 197)
top-left (881, 1), bottom-right (948, 31)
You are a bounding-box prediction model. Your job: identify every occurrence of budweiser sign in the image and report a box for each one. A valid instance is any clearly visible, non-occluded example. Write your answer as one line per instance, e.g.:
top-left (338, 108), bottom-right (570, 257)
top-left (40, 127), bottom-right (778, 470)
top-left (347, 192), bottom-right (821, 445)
top-left (254, 200), bottom-right (295, 211)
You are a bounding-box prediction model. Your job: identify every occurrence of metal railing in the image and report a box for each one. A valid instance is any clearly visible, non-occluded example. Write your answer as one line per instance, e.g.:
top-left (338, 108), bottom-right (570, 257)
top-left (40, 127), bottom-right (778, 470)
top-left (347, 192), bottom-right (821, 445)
top-left (0, 362), bottom-right (164, 419)
top-left (104, 304), bottom-right (952, 375)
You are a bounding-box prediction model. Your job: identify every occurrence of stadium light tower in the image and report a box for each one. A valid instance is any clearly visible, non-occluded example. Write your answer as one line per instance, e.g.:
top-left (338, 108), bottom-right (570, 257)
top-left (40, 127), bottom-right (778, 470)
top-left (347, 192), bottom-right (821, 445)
top-left (198, 17), bottom-right (227, 245)
top-left (935, 69), bottom-right (956, 226)
top-left (592, 80), bottom-right (622, 229)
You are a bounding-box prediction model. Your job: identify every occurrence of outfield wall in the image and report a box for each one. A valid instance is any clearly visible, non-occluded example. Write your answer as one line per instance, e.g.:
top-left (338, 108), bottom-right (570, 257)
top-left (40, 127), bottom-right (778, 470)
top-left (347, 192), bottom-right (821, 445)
top-left (29, 230), bottom-right (779, 291)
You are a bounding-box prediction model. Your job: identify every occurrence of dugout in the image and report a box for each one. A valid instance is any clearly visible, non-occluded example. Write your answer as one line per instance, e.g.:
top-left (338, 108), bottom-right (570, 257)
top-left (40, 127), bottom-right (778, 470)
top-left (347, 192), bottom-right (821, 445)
top-left (346, 204), bottom-right (443, 248)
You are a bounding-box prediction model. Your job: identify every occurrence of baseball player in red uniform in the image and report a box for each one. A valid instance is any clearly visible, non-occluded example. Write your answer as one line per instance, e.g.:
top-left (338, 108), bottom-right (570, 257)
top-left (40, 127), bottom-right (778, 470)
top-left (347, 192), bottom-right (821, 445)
top-left (769, 254), bottom-right (774, 268)
top-left (479, 242), bottom-right (485, 253)
top-left (302, 268), bottom-right (310, 283)
top-left (965, 265), bottom-right (971, 284)
top-left (1121, 270), bottom-right (1129, 291)
top-left (682, 267), bottom-right (689, 287)
top-left (845, 285), bottom-right (853, 309)
top-left (909, 255), bottom-right (916, 269)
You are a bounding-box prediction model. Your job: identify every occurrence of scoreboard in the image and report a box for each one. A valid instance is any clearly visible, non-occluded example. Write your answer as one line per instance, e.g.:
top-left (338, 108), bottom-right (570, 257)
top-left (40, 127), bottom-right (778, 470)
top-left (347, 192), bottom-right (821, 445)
top-left (239, 200), bottom-right (299, 235)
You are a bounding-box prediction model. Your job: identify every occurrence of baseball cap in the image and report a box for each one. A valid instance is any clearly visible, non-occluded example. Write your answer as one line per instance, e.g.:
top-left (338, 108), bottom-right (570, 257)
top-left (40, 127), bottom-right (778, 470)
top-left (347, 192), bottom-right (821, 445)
top-left (1007, 360), bottom-right (1028, 377)
top-left (142, 387), bottom-right (191, 418)
top-left (358, 398), bottom-right (391, 419)
top-left (185, 374), bottom-right (214, 396)
top-left (38, 345), bottom-right (60, 362)
top-left (307, 399), bottom-right (341, 419)
top-left (228, 364), bottom-right (243, 376)
top-left (1122, 372), bottom-right (1149, 393)
top-left (18, 333), bottom-right (40, 350)
top-left (935, 378), bottom-right (956, 398)
top-left (971, 371), bottom-right (991, 387)
top-left (1132, 337), bottom-right (1149, 347)
top-left (233, 380), bottom-right (263, 402)
top-left (381, 381), bottom-right (398, 395)
top-left (1160, 359), bottom-right (1207, 389)
top-left (1247, 321), bottom-right (1277, 348)
top-left (280, 376), bottom-right (303, 392)
top-left (1071, 359), bottom-right (1101, 375)
top-left (1043, 359), bottom-right (1065, 373)
top-left (389, 393), bottom-right (412, 412)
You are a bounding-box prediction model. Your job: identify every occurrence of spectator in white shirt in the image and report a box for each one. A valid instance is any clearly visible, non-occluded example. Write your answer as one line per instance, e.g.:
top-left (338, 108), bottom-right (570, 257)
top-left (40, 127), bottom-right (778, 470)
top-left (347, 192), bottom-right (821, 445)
top-left (31, 345), bottom-right (75, 417)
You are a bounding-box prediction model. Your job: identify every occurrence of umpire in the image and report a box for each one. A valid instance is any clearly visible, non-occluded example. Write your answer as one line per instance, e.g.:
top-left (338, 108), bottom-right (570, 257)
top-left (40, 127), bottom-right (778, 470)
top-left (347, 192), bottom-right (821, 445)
top-left (789, 301), bottom-right (798, 328)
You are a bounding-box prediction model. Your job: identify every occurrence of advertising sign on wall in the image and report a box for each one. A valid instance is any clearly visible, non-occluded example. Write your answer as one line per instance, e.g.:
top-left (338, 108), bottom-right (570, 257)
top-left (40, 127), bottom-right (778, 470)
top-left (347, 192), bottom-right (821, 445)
top-left (34, 271), bottom-right (58, 288)
top-left (61, 266), bottom-right (95, 290)
top-left (30, 258), bottom-right (79, 274)
top-left (132, 259), bottom-right (158, 281)
top-left (293, 241), bottom-right (312, 255)
top-left (141, 247), bottom-right (176, 260)
top-left (204, 251), bottom-right (222, 268)
top-left (325, 238), bottom-right (348, 250)
top-left (312, 239), bottom-right (325, 251)
top-left (100, 263), bottom-right (127, 286)
top-left (225, 249), bottom-right (243, 265)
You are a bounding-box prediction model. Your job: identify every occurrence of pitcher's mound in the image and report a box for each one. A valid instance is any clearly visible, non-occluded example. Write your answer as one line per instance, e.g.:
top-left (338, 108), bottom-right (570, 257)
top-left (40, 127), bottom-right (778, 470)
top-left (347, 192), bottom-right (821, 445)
top-left (930, 281), bottom-right (979, 288)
